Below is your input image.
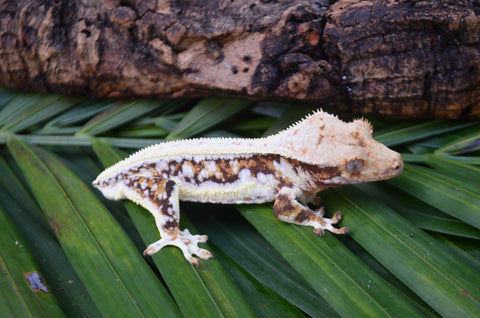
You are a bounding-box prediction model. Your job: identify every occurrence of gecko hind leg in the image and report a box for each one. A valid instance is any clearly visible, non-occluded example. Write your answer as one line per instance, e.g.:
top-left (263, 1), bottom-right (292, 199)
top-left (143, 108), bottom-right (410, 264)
top-left (122, 177), bottom-right (212, 266)
top-left (274, 188), bottom-right (349, 236)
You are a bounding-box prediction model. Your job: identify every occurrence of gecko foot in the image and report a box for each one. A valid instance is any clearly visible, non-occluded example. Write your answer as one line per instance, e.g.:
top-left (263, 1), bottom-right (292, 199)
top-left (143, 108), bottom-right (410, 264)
top-left (143, 229), bottom-right (213, 267)
top-left (312, 211), bottom-right (349, 236)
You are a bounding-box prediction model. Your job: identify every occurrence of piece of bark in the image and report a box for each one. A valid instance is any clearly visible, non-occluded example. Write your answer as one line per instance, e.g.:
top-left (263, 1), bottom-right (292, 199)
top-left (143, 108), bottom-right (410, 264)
top-left (0, 0), bottom-right (479, 119)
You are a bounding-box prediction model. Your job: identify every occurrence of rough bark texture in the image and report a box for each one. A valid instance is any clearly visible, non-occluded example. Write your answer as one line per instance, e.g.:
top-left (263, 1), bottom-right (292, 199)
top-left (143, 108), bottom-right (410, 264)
top-left (1, 0), bottom-right (479, 119)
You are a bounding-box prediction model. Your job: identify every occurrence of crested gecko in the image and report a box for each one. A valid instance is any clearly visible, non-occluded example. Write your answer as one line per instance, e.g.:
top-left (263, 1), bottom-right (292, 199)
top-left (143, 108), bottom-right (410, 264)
top-left (93, 110), bottom-right (403, 266)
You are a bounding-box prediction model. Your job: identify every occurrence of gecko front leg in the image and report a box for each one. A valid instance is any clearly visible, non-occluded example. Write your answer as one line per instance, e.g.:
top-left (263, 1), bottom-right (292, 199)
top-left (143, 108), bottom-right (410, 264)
top-left (273, 187), bottom-right (349, 236)
top-left (121, 177), bottom-right (213, 266)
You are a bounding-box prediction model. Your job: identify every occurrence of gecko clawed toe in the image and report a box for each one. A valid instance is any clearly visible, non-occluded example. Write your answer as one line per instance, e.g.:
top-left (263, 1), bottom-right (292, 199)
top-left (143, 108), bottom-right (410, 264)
top-left (94, 110), bottom-right (402, 265)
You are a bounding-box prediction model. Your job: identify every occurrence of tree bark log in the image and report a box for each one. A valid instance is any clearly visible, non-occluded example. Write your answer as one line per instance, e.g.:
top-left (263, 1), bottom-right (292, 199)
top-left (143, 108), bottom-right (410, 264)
top-left (1, 0), bottom-right (479, 119)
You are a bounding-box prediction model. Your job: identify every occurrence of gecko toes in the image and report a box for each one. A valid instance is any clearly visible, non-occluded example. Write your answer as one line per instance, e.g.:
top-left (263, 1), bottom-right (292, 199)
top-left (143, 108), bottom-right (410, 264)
top-left (330, 226), bottom-right (349, 235)
top-left (196, 234), bottom-right (209, 243)
top-left (143, 246), bottom-right (157, 256)
top-left (189, 257), bottom-right (201, 267)
top-left (314, 206), bottom-right (325, 217)
top-left (188, 250), bottom-right (213, 267)
top-left (331, 211), bottom-right (342, 224)
top-left (196, 248), bottom-right (214, 260)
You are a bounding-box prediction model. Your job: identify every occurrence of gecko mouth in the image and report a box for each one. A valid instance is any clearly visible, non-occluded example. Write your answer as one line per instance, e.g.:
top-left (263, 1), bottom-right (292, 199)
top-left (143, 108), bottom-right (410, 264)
top-left (383, 162), bottom-right (404, 178)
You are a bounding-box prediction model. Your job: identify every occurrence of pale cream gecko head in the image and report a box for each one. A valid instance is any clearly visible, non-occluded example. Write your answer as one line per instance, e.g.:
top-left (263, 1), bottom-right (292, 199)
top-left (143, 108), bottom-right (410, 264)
top-left (268, 110), bottom-right (403, 183)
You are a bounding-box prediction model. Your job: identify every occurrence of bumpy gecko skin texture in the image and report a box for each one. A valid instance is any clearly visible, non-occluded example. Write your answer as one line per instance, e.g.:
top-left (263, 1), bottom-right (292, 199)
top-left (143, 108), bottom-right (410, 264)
top-left (93, 110), bottom-right (403, 266)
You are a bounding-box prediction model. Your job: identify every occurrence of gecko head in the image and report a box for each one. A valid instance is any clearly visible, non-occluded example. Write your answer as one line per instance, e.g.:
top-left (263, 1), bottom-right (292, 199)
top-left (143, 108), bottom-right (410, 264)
top-left (335, 122), bottom-right (403, 183)
top-left (272, 110), bottom-right (403, 183)
top-left (92, 177), bottom-right (121, 200)
top-left (321, 116), bottom-right (404, 184)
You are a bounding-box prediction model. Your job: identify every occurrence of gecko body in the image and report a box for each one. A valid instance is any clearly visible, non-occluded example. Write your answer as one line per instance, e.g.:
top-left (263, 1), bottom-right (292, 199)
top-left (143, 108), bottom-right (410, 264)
top-left (93, 110), bottom-right (403, 266)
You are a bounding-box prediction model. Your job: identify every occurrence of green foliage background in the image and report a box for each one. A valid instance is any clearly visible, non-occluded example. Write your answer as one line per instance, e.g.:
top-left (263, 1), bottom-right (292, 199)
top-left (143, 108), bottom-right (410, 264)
top-left (0, 87), bottom-right (479, 317)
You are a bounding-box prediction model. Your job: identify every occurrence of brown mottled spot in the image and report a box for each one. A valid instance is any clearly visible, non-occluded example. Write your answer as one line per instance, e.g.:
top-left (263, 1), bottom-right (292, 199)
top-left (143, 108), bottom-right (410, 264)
top-left (294, 210), bottom-right (310, 223)
top-left (129, 166), bottom-right (140, 174)
top-left (163, 219), bottom-right (179, 231)
top-left (146, 163), bottom-right (157, 169)
top-left (170, 160), bottom-right (183, 176)
top-left (317, 135), bottom-right (323, 145)
top-left (165, 180), bottom-right (175, 196)
top-left (152, 192), bottom-right (163, 207)
top-left (248, 154), bottom-right (278, 177)
top-left (156, 180), bottom-right (177, 217)
top-left (214, 158), bottom-right (239, 183)
top-left (289, 160), bottom-right (341, 187)
top-left (273, 194), bottom-right (297, 218)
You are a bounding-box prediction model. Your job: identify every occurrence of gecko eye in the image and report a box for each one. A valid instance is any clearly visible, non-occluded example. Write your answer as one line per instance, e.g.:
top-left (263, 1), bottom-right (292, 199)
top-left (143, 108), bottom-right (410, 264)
top-left (346, 158), bottom-right (364, 173)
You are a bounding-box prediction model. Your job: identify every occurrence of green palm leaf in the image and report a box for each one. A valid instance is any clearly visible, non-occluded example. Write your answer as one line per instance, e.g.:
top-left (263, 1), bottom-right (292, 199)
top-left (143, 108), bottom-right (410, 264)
top-left (0, 87), bottom-right (479, 317)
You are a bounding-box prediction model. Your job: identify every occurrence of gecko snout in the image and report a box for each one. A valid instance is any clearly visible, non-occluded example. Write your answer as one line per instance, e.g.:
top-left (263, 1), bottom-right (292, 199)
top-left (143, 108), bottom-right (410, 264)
top-left (386, 152), bottom-right (404, 178)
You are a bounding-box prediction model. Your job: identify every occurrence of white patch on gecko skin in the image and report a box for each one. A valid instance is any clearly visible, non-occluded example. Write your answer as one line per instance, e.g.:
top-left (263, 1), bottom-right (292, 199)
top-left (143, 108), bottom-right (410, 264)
top-left (157, 160), bottom-right (168, 171)
top-left (182, 162), bottom-right (194, 178)
top-left (158, 191), bottom-right (167, 200)
top-left (204, 160), bottom-right (217, 173)
top-left (231, 161), bottom-right (239, 174)
top-left (256, 172), bottom-right (268, 183)
top-left (238, 169), bottom-right (251, 179)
